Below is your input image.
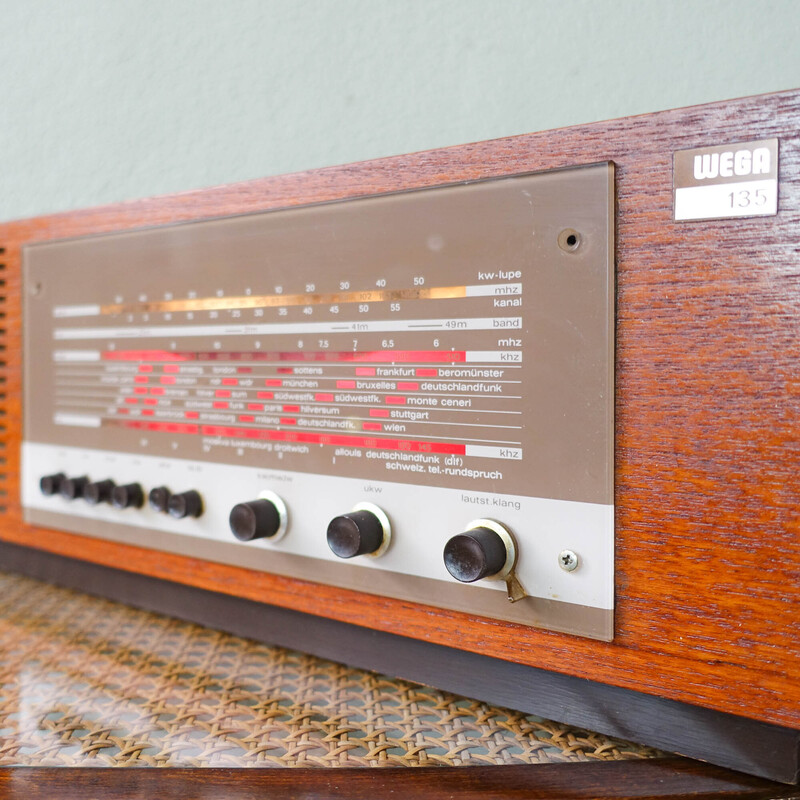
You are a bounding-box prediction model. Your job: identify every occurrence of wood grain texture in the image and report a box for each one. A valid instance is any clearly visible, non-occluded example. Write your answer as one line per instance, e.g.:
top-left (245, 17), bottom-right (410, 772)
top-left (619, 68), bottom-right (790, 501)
top-left (0, 90), bottom-right (798, 728)
top-left (0, 758), bottom-right (796, 800)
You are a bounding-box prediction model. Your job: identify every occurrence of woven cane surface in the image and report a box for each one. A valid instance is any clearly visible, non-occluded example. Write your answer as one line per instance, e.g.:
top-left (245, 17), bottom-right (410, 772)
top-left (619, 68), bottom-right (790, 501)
top-left (0, 571), bottom-right (662, 767)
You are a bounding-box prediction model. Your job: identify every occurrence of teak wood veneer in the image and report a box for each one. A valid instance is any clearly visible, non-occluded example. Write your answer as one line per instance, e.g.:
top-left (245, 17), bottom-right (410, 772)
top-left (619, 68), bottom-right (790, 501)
top-left (1, 758), bottom-right (797, 800)
top-left (0, 89), bottom-right (798, 775)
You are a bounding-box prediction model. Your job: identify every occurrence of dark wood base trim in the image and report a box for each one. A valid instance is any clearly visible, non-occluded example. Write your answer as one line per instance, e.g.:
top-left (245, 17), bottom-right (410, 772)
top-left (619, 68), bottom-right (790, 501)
top-left (0, 541), bottom-right (797, 784)
top-left (0, 759), bottom-right (795, 800)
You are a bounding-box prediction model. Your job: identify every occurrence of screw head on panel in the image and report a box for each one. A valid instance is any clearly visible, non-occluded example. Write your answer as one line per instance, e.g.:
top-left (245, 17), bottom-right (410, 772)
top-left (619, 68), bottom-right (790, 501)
top-left (558, 549), bottom-right (579, 572)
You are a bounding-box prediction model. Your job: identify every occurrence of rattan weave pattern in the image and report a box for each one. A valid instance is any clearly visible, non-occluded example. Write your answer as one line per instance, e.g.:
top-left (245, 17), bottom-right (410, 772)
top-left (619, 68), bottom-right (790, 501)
top-left (0, 571), bottom-right (660, 767)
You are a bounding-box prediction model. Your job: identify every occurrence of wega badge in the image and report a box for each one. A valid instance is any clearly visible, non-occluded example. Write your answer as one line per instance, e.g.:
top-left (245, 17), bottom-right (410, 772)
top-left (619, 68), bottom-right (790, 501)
top-left (673, 138), bottom-right (778, 221)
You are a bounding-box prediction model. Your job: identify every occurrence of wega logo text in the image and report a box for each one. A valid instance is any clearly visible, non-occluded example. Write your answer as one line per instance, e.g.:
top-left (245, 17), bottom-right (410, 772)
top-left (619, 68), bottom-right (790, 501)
top-left (693, 146), bottom-right (772, 180)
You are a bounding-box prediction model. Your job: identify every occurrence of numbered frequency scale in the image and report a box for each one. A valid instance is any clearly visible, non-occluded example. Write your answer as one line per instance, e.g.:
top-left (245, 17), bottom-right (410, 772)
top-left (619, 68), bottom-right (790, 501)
top-left (21, 164), bottom-right (615, 640)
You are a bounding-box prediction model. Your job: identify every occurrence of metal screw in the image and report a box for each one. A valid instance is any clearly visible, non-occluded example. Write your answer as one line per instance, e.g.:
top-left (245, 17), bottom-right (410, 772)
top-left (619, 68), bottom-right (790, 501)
top-left (558, 549), bottom-right (579, 572)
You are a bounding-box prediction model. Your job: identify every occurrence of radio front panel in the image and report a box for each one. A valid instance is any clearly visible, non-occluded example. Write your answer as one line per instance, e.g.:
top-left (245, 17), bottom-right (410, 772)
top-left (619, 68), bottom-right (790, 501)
top-left (21, 163), bottom-right (615, 640)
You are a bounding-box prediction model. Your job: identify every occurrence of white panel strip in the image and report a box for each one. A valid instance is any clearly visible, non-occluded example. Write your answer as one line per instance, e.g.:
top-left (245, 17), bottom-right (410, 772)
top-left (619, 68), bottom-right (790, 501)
top-left (465, 351), bottom-right (522, 363)
top-left (53, 413), bottom-right (101, 427)
top-left (53, 317), bottom-right (523, 341)
top-left (53, 350), bottom-right (101, 362)
top-left (21, 442), bottom-right (614, 610)
top-left (465, 283), bottom-right (522, 297)
top-left (675, 178), bottom-right (777, 220)
top-left (465, 445), bottom-right (523, 460)
top-left (53, 304), bottom-right (101, 318)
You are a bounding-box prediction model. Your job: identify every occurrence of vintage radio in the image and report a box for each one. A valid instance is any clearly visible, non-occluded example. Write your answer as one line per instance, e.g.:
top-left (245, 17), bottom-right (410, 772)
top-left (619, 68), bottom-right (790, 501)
top-left (0, 90), bottom-right (797, 782)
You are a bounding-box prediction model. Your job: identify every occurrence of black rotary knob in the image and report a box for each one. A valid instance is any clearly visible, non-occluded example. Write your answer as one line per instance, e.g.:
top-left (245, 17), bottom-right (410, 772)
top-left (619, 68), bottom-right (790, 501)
top-left (148, 486), bottom-right (171, 513)
top-left (229, 499), bottom-right (282, 541)
top-left (84, 479), bottom-right (115, 506)
top-left (59, 476), bottom-right (89, 501)
top-left (327, 509), bottom-right (385, 559)
top-left (443, 527), bottom-right (508, 583)
top-left (168, 490), bottom-right (203, 519)
top-left (40, 473), bottom-right (66, 496)
top-left (111, 482), bottom-right (144, 509)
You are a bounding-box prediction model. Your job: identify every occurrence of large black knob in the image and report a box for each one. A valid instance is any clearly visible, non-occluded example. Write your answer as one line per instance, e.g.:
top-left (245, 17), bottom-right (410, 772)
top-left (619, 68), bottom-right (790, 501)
top-left (327, 509), bottom-right (385, 559)
top-left (111, 482), bottom-right (144, 509)
top-left (40, 473), bottom-right (66, 496)
top-left (230, 499), bottom-right (282, 541)
top-left (168, 490), bottom-right (203, 519)
top-left (60, 476), bottom-right (89, 501)
top-left (84, 479), bottom-right (115, 506)
top-left (443, 527), bottom-right (508, 583)
top-left (148, 486), bottom-right (171, 513)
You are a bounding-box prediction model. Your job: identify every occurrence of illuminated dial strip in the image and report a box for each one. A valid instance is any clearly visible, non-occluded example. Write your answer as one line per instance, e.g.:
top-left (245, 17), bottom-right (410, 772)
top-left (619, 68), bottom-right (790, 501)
top-left (50, 347), bottom-right (525, 459)
top-left (53, 282), bottom-right (522, 317)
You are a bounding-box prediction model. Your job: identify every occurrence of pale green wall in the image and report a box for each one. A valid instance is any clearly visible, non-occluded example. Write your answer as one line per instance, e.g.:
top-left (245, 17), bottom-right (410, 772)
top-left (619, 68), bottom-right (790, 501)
top-left (2, 0), bottom-right (799, 221)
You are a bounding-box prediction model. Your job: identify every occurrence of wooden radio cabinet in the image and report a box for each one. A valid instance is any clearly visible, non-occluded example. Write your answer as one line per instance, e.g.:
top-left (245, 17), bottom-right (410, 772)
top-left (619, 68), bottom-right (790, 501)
top-left (0, 89), bottom-right (797, 781)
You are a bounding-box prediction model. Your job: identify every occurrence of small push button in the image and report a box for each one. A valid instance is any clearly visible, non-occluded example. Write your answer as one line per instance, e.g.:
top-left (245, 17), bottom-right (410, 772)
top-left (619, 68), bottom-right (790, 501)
top-left (111, 483), bottom-right (144, 510)
top-left (168, 490), bottom-right (203, 519)
top-left (84, 479), bottom-right (115, 506)
top-left (327, 504), bottom-right (390, 559)
top-left (148, 486), bottom-right (171, 513)
top-left (59, 476), bottom-right (89, 501)
top-left (40, 473), bottom-right (66, 497)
